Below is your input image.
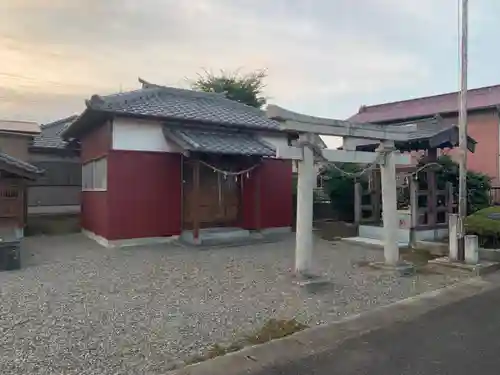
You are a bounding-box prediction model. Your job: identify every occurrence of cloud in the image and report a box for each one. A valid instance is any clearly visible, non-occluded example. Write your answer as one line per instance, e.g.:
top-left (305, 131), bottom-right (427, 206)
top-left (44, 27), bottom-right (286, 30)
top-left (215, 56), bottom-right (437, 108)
top-left (0, 0), bottom-right (489, 126)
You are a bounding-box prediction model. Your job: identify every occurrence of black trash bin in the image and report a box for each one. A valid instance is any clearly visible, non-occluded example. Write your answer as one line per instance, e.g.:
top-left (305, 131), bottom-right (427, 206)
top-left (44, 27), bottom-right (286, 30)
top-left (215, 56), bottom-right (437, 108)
top-left (0, 237), bottom-right (21, 271)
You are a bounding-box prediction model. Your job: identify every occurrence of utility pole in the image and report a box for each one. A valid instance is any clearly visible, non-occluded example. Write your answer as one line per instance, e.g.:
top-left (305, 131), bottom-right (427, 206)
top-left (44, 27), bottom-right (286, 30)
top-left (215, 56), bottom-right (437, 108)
top-left (457, 0), bottom-right (468, 261)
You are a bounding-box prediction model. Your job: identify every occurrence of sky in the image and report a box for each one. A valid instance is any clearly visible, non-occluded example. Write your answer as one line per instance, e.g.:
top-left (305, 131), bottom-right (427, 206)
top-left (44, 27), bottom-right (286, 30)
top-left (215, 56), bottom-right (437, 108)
top-left (0, 0), bottom-right (499, 148)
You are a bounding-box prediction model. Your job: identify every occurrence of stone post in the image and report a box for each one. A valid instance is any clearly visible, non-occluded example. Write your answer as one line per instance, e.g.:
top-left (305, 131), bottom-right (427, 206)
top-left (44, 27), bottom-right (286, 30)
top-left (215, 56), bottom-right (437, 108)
top-left (379, 141), bottom-right (399, 266)
top-left (295, 134), bottom-right (315, 275)
top-left (354, 182), bottom-right (362, 225)
top-left (409, 177), bottom-right (418, 248)
top-left (465, 235), bottom-right (479, 265)
top-left (449, 214), bottom-right (459, 261)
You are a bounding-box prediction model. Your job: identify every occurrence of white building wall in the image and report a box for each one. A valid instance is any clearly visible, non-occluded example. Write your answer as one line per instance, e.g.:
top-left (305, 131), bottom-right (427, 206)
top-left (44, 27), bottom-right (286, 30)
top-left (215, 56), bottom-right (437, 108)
top-left (112, 117), bottom-right (182, 153)
top-left (259, 133), bottom-right (289, 158)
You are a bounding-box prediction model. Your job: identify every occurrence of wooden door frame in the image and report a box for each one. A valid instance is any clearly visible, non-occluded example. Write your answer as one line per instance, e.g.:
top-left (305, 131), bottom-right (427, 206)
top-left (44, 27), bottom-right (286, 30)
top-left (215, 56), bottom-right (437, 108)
top-left (182, 155), bottom-right (245, 234)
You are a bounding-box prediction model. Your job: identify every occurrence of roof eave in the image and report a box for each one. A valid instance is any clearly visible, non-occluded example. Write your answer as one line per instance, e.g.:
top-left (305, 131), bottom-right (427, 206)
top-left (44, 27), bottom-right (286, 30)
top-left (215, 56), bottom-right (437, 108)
top-left (110, 110), bottom-right (283, 133)
top-left (29, 145), bottom-right (80, 156)
top-left (0, 163), bottom-right (42, 180)
top-left (61, 108), bottom-right (111, 140)
top-left (353, 104), bottom-right (500, 125)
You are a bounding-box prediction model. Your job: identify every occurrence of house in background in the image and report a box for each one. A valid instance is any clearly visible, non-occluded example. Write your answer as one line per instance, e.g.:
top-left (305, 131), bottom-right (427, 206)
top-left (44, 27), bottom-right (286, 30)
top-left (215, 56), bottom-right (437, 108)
top-left (0, 120), bottom-right (42, 237)
top-left (62, 78), bottom-right (293, 247)
top-left (348, 84), bottom-right (500, 185)
top-left (28, 116), bottom-right (81, 216)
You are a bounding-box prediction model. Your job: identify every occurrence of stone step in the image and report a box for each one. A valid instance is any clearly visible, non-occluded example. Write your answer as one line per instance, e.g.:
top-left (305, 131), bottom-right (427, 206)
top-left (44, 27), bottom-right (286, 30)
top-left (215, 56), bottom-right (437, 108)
top-left (342, 237), bottom-right (409, 249)
top-left (358, 225), bottom-right (410, 243)
top-left (177, 232), bottom-right (291, 249)
top-left (179, 227), bottom-right (292, 248)
top-left (180, 227), bottom-right (251, 245)
top-left (479, 248), bottom-right (500, 262)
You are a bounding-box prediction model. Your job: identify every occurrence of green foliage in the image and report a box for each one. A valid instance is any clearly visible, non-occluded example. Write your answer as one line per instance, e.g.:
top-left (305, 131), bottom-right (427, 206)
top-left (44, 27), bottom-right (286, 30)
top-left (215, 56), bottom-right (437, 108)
top-left (191, 69), bottom-right (267, 108)
top-left (322, 163), bottom-right (364, 221)
top-left (465, 206), bottom-right (500, 248)
top-left (321, 155), bottom-right (492, 221)
top-left (418, 155), bottom-right (491, 214)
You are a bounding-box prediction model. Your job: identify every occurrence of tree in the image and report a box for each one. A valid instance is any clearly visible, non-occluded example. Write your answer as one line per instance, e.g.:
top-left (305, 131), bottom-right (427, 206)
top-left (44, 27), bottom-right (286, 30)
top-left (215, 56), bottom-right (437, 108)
top-left (321, 163), bottom-right (365, 222)
top-left (191, 69), bottom-right (267, 108)
top-left (417, 155), bottom-right (491, 215)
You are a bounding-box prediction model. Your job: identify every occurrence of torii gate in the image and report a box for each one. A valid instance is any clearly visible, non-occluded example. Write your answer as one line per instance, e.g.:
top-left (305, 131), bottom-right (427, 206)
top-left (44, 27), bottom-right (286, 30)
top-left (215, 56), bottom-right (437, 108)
top-left (266, 105), bottom-right (416, 277)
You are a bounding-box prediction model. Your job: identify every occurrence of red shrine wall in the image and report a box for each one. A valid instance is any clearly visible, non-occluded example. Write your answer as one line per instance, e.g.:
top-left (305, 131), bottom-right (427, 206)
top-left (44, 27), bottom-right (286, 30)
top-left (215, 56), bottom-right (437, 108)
top-left (81, 121), bottom-right (112, 238)
top-left (106, 150), bottom-right (182, 240)
top-left (241, 159), bottom-right (293, 230)
top-left (80, 117), bottom-right (293, 242)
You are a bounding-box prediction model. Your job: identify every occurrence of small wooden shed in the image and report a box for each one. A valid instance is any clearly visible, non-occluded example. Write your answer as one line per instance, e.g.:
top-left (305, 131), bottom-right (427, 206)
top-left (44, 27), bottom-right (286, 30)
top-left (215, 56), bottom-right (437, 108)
top-left (0, 152), bottom-right (42, 236)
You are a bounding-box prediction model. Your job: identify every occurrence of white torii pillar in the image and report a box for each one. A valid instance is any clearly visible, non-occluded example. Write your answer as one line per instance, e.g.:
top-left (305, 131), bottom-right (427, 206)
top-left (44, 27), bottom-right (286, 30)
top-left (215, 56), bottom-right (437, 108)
top-left (295, 134), bottom-right (315, 274)
top-left (378, 141), bottom-right (399, 266)
top-left (280, 139), bottom-right (410, 275)
top-left (267, 105), bottom-right (415, 276)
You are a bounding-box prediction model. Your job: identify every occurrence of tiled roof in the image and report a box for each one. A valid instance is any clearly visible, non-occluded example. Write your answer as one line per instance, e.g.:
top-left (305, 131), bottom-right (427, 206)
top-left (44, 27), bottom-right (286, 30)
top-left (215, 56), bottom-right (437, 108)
top-left (349, 84), bottom-right (500, 123)
top-left (33, 116), bottom-right (78, 149)
top-left (384, 117), bottom-right (445, 140)
top-left (164, 126), bottom-right (276, 156)
top-left (0, 152), bottom-right (43, 178)
top-left (85, 83), bottom-right (280, 130)
top-left (352, 117), bottom-right (476, 152)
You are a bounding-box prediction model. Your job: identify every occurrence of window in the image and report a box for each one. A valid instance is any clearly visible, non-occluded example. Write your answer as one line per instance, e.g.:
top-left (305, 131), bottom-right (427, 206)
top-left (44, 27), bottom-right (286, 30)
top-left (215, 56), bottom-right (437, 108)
top-left (82, 157), bottom-right (107, 191)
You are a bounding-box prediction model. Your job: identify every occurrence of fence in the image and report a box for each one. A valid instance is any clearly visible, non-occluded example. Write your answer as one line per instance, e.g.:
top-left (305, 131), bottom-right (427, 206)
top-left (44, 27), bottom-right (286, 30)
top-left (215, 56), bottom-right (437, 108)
top-left (490, 187), bottom-right (500, 205)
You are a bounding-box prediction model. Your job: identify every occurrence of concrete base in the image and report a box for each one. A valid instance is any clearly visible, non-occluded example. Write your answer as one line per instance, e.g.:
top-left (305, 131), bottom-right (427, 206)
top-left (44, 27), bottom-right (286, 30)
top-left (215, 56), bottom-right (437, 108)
top-left (368, 261), bottom-right (416, 277)
top-left (358, 225), bottom-right (448, 244)
top-left (179, 227), bottom-right (292, 247)
top-left (342, 237), bottom-right (409, 249)
top-left (479, 248), bottom-right (500, 262)
top-left (428, 257), bottom-right (500, 276)
top-left (28, 205), bottom-right (80, 215)
top-left (83, 230), bottom-right (179, 249)
top-left (180, 227), bottom-right (251, 246)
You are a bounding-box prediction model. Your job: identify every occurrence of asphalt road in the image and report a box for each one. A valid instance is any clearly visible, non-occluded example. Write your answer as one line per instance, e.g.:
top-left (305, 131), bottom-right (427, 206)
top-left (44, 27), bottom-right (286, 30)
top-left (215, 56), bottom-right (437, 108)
top-left (254, 287), bottom-right (500, 375)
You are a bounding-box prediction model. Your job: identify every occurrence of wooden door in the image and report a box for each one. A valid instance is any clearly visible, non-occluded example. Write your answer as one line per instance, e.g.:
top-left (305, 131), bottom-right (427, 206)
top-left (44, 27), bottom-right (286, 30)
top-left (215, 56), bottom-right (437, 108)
top-left (183, 161), bottom-right (240, 229)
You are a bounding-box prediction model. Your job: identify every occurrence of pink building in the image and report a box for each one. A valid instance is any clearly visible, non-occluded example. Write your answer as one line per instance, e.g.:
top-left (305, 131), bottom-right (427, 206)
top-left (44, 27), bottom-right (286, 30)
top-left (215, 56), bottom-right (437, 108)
top-left (349, 85), bottom-right (500, 186)
top-left (63, 79), bottom-right (293, 247)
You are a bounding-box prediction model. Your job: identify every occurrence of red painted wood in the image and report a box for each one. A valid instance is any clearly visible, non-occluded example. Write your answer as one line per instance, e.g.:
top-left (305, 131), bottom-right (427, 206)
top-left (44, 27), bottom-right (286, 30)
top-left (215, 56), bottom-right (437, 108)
top-left (106, 150), bottom-right (182, 240)
top-left (192, 159), bottom-right (200, 240)
top-left (81, 191), bottom-right (108, 238)
top-left (81, 121), bottom-right (112, 163)
top-left (240, 166), bottom-right (258, 229)
top-left (259, 159), bottom-right (293, 229)
top-left (241, 159), bottom-right (293, 230)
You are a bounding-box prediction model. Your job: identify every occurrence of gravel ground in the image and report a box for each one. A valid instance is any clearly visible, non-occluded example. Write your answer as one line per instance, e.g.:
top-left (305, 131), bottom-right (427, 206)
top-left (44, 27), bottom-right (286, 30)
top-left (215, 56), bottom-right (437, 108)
top-left (0, 234), bottom-right (470, 374)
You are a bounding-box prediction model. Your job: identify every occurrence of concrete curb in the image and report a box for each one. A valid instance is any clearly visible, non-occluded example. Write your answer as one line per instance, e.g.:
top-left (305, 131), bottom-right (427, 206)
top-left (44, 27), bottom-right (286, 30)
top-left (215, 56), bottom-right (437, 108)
top-left (169, 273), bottom-right (500, 375)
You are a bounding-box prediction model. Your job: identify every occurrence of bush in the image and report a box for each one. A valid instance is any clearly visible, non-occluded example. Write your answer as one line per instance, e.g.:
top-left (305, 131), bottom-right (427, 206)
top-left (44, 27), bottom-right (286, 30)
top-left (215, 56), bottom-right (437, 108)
top-left (321, 163), bottom-right (365, 222)
top-left (420, 156), bottom-right (491, 215)
top-left (465, 206), bottom-right (500, 248)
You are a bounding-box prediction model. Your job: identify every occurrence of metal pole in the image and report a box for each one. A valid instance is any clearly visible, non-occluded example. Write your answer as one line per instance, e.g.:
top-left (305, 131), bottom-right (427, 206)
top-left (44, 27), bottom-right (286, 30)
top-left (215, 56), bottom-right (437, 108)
top-left (457, 0), bottom-right (468, 261)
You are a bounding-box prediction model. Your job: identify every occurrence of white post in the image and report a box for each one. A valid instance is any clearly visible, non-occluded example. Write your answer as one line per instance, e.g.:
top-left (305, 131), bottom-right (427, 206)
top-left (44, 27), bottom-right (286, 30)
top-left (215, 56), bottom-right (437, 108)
top-left (379, 141), bottom-right (399, 265)
top-left (449, 214), bottom-right (459, 261)
top-left (464, 234), bottom-right (479, 265)
top-left (295, 135), bottom-right (315, 275)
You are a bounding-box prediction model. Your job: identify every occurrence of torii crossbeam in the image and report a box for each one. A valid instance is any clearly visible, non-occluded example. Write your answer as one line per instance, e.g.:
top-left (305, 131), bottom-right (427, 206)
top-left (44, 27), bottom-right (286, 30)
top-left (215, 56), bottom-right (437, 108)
top-left (267, 105), bottom-right (415, 277)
